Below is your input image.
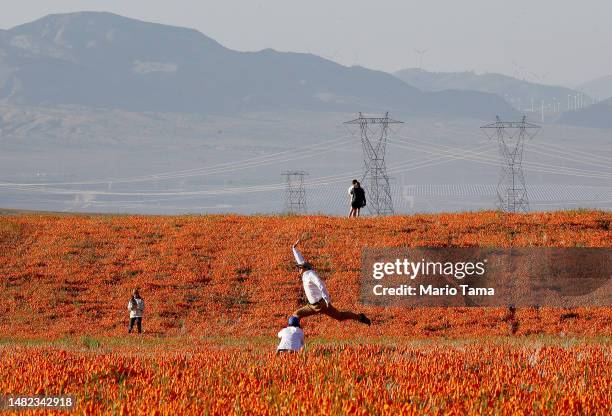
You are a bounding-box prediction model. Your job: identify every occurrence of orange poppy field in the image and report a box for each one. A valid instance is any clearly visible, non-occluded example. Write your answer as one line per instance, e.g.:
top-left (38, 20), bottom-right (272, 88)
top-left (0, 210), bottom-right (610, 414)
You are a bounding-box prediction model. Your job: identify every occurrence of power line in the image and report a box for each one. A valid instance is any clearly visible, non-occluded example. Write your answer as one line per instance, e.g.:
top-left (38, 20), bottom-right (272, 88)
top-left (536, 140), bottom-right (612, 163)
top-left (529, 142), bottom-right (612, 168)
top-left (387, 136), bottom-right (612, 180)
top-left (4, 134), bottom-right (609, 200)
top-left (0, 136), bottom-right (353, 187)
top-left (5, 121), bottom-right (611, 213)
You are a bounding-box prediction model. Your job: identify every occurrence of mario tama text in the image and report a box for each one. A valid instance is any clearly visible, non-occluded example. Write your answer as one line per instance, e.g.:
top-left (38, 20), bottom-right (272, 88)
top-left (375, 283), bottom-right (494, 297)
top-left (360, 248), bottom-right (611, 308)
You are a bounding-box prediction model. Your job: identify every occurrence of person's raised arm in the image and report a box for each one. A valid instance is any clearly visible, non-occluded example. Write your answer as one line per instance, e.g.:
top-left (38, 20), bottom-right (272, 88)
top-left (292, 239), bottom-right (305, 265)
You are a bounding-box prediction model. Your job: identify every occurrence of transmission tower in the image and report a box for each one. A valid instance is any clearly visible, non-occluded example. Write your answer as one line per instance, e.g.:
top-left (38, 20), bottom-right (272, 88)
top-left (344, 112), bottom-right (403, 216)
top-left (281, 171), bottom-right (308, 214)
top-left (481, 116), bottom-right (540, 213)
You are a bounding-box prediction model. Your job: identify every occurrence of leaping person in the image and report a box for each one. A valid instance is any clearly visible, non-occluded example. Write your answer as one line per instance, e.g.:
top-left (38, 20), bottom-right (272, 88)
top-left (291, 240), bottom-right (371, 325)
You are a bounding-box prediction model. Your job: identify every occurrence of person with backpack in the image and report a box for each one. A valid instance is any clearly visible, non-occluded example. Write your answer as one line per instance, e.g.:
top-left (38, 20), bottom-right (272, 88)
top-left (127, 288), bottom-right (145, 334)
top-left (291, 240), bottom-right (371, 325)
top-left (277, 316), bottom-right (305, 353)
top-left (348, 179), bottom-right (366, 218)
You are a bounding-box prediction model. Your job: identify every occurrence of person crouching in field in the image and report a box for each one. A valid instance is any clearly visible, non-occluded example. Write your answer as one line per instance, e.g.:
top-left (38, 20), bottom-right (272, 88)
top-left (348, 179), bottom-right (366, 218)
top-left (291, 240), bottom-right (371, 325)
top-left (127, 289), bottom-right (145, 334)
top-left (277, 316), bottom-right (305, 353)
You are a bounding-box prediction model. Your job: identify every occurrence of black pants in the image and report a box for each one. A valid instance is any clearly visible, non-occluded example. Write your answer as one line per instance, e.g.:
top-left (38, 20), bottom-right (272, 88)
top-left (128, 317), bottom-right (142, 333)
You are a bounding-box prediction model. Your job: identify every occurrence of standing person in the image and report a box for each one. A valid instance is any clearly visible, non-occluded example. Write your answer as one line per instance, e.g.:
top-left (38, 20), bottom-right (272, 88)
top-left (348, 180), bottom-right (366, 218)
top-left (348, 179), bottom-right (358, 217)
top-left (127, 288), bottom-right (145, 334)
top-left (277, 316), bottom-right (305, 353)
top-left (291, 240), bottom-right (371, 325)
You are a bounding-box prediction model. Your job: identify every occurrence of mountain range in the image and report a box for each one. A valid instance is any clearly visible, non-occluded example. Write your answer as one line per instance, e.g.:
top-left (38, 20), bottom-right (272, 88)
top-left (0, 12), bottom-right (515, 119)
top-left (557, 97), bottom-right (612, 129)
top-left (576, 75), bottom-right (612, 102)
top-left (393, 68), bottom-right (587, 112)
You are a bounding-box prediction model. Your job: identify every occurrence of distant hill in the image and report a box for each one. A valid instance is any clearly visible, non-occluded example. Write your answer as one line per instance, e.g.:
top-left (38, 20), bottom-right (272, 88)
top-left (576, 75), bottom-right (612, 101)
top-left (557, 98), bottom-right (612, 129)
top-left (394, 68), bottom-right (586, 112)
top-left (0, 12), bottom-right (516, 119)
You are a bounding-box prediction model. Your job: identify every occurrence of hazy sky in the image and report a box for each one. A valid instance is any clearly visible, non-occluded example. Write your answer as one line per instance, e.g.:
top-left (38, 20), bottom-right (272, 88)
top-left (2, 0), bottom-right (611, 86)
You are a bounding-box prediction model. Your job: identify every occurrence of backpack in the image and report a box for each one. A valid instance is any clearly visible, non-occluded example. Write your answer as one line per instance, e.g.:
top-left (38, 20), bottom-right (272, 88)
top-left (353, 187), bottom-right (366, 207)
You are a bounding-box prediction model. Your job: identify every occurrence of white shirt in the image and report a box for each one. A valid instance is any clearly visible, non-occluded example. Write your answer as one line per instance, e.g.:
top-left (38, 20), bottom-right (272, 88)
top-left (301, 270), bottom-right (331, 305)
top-left (127, 298), bottom-right (145, 318)
top-left (277, 326), bottom-right (304, 351)
top-left (293, 246), bottom-right (331, 305)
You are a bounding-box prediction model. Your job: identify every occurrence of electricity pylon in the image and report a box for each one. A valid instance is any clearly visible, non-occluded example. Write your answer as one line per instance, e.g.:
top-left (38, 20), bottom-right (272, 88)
top-left (345, 112), bottom-right (402, 216)
top-left (481, 116), bottom-right (540, 213)
top-left (281, 171), bottom-right (308, 214)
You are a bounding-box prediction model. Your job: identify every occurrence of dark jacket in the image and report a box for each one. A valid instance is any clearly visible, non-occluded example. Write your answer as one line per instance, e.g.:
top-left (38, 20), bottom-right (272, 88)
top-left (351, 186), bottom-right (366, 207)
